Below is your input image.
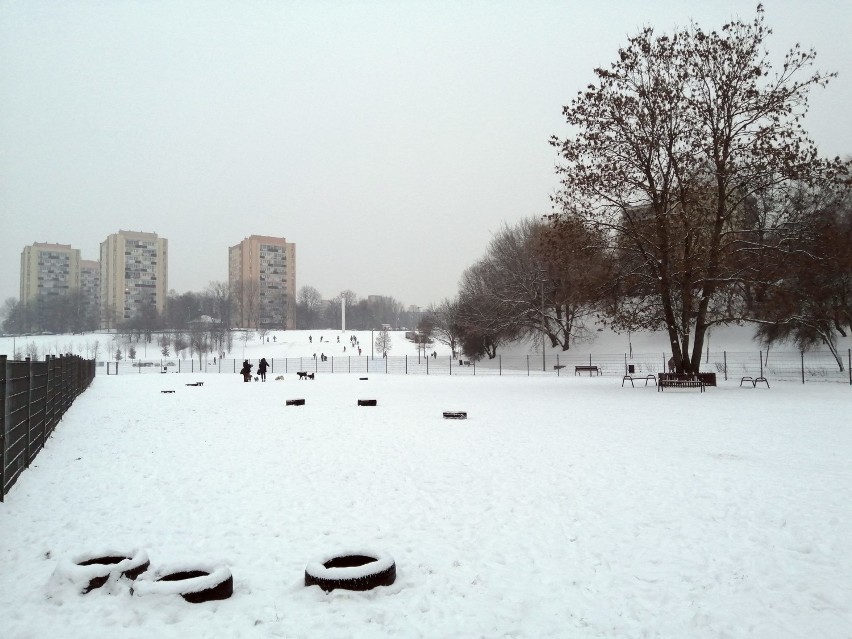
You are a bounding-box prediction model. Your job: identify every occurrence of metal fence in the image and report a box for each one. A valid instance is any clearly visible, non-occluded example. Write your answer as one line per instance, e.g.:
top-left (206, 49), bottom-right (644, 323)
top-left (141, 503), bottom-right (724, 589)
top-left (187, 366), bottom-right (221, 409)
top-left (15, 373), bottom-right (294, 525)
top-left (97, 350), bottom-right (852, 384)
top-left (1, 354), bottom-right (96, 502)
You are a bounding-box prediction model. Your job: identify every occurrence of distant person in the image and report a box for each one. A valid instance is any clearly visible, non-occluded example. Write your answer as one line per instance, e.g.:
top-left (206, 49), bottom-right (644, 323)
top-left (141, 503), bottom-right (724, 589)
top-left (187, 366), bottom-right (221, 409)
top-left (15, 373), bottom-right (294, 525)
top-left (309, 335), bottom-right (312, 343)
top-left (273, 336), bottom-right (277, 342)
top-left (337, 336), bottom-right (340, 343)
top-left (258, 357), bottom-right (269, 381)
top-left (667, 357), bottom-right (676, 373)
top-left (240, 359), bottom-right (253, 382)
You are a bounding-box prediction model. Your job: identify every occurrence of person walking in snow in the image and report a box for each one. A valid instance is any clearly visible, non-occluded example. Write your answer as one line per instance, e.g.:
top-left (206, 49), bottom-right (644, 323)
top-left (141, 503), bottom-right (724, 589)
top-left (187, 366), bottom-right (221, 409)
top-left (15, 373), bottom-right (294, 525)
top-left (258, 357), bottom-right (269, 381)
top-left (240, 359), bottom-right (253, 382)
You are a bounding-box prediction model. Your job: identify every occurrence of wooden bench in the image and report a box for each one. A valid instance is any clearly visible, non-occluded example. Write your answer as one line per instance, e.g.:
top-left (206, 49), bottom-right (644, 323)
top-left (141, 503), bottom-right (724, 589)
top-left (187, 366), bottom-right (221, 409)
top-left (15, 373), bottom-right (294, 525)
top-left (622, 374), bottom-right (657, 387)
top-left (658, 378), bottom-right (705, 392)
top-left (740, 376), bottom-right (770, 388)
top-left (575, 365), bottom-right (601, 376)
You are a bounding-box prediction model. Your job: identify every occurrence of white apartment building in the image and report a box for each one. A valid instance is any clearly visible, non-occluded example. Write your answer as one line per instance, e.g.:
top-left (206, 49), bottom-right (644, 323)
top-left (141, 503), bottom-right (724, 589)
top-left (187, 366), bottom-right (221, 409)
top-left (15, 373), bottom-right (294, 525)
top-left (100, 230), bottom-right (168, 327)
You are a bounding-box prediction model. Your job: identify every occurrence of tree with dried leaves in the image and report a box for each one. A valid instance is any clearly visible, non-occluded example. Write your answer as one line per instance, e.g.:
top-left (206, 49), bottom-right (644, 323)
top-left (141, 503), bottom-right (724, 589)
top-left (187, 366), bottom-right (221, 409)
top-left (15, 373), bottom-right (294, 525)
top-left (551, 5), bottom-right (846, 374)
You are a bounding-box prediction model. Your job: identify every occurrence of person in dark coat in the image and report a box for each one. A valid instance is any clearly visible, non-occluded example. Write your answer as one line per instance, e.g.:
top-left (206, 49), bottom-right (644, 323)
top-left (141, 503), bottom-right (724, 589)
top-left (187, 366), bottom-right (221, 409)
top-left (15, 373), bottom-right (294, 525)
top-left (240, 359), bottom-right (253, 382)
top-left (258, 357), bottom-right (269, 381)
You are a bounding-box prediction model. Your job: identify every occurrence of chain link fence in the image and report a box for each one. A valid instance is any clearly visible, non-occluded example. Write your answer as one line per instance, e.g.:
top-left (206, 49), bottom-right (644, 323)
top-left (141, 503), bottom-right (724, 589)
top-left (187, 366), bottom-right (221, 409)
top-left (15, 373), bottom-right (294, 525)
top-left (97, 350), bottom-right (852, 384)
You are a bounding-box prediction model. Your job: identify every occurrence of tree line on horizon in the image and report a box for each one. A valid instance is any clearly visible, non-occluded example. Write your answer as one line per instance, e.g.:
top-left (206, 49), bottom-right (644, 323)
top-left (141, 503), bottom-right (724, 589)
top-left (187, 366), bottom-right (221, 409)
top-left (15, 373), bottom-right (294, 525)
top-left (421, 6), bottom-right (851, 373)
top-left (2, 284), bottom-right (420, 336)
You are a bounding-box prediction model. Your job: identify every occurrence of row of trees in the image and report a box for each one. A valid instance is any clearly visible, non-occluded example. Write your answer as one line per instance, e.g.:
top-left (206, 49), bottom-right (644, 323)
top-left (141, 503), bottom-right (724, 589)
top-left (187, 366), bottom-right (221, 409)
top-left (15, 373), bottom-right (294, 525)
top-left (295, 287), bottom-right (420, 331)
top-left (2, 281), bottom-right (421, 338)
top-left (424, 6), bottom-right (851, 372)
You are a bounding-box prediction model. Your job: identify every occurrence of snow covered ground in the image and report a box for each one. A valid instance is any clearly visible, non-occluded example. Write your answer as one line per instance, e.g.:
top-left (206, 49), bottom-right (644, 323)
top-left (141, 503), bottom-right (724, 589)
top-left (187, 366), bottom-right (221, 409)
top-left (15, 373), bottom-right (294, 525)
top-left (1, 361), bottom-right (851, 637)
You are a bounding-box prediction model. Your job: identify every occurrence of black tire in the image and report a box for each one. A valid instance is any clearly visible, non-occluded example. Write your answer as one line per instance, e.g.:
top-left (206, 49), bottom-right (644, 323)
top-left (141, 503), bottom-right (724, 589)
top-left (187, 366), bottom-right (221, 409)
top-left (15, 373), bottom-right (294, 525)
top-left (442, 411), bottom-right (467, 419)
top-left (304, 550), bottom-right (396, 592)
top-left (357, 399), bottom-right (377, 406)
top-left (131, 565), bottom-right (233, 603)
top-left (286, 399), bottom-right (306, 406)
top-left (52, 549), bottom-right (150, 594)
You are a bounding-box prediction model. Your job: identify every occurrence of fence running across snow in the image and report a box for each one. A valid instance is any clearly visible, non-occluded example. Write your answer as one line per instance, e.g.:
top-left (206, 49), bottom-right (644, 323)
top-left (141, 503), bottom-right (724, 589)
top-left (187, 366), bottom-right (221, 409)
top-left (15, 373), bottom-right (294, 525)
top-left (100, 350), bottom-right (852, 385)
top-left (1, 354), bottom-right (96, 502)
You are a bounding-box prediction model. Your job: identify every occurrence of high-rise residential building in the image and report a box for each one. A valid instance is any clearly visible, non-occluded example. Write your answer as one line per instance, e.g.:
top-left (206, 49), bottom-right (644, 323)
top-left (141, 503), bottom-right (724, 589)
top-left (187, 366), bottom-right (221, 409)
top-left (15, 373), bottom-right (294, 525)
top-left (100, 230), bottom-right (168, 327)
top-left (80, 259), bottom-right (101, 319)
top-left (228, 235), bottom-right (296, 329)
top-left (20, 242), bottom-right (81, 303)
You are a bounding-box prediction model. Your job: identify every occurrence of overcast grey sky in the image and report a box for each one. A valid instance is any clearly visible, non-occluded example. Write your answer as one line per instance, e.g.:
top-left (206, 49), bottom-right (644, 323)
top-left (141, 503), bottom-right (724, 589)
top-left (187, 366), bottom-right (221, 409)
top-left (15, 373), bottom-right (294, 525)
top-left (2, 0), bottom-right (850, 309)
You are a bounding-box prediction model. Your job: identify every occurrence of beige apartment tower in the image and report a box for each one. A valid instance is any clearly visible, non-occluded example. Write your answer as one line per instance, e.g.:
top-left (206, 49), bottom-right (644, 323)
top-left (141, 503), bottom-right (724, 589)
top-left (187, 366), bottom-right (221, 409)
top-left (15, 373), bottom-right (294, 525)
top-left (100, 230), bottom-right (168, 328)
top-left (20, 242), bottom-right (82, 303)
top-left (229, 235), bottom-right (296, 329)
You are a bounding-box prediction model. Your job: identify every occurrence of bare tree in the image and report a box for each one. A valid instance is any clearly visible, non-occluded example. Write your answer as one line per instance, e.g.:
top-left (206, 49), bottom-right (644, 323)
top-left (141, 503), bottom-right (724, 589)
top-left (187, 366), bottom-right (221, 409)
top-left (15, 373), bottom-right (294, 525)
top-left (374, 328), bottom-right (392, 356)
top-left (426, 298), bottom-right (463, 358)
top-left (752, 187), bottom-right (852, 369)
top-left (456, 218), bottom-right (605, 354)
top-left (296, 285), bottom-right (324, 329)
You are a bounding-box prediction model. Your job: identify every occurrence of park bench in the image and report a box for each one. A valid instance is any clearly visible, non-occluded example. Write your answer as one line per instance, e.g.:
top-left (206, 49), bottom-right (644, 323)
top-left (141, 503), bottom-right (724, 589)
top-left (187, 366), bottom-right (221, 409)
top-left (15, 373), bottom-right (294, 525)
top-left (740, 376), bottom-right (770, 388)
top-left (658, 377), bottom-right (705, 392)
top-left (622, 374), bottom-right (657, 387)
top-left (575, 365), bottom-right (601, 376)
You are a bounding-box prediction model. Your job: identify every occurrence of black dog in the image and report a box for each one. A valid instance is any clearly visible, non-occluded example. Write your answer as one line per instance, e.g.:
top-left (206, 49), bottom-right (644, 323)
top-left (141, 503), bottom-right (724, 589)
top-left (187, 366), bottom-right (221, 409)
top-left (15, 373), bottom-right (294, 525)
top-left (297, 371), bottom-right (315, 380)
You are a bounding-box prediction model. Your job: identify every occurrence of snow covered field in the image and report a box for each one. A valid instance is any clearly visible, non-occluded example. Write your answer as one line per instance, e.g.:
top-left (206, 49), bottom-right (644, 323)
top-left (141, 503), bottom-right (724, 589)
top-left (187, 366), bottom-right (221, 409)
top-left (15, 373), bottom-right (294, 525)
top-left (1, 365), bottom-right (851, 637)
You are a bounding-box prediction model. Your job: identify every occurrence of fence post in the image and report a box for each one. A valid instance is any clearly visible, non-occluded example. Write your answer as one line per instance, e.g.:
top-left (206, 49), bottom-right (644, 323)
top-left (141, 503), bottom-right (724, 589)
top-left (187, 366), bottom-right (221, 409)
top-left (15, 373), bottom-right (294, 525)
top-left (527, 355), bottom-right (529, 376)
top-left (1, 355), bottom-right (6, 502)
top-left (426, 355), bottom-right (429, 375)
top-left (759, 351), bottom-right (764, 378)
top-left (499, 354), bottom-right (502, 376)
top-left (449, 357), bottom-right (452, 376)
top-left (849, 349), bottom-right (851, 386)
top-left (801, 351), bottom-right (805, 384)
top-left (557, 354), bottom-right (560, 376)
top-left (723, 351), bottom-right (727, 381)
top-left (405, 355), bottom-right (407, 375)
top-left (25, 358), bottom-right (32, 471)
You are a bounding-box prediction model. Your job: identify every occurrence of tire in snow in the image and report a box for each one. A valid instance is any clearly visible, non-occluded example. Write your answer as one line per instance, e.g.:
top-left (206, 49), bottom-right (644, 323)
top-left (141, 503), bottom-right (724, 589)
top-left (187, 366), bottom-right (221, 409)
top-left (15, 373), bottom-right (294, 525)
top-left (304, 549), bottom-right (396, 592)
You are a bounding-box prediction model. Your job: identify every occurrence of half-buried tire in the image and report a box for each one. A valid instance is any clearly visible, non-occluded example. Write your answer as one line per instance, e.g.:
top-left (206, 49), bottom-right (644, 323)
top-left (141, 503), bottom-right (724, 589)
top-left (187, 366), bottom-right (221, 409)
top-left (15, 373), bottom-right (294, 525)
top-left (131, 564), bottom-right (233, 603)
top-left (304, 549), bottom-right (396, 592)
top-left (51, 548), bottom-right (150, 594)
